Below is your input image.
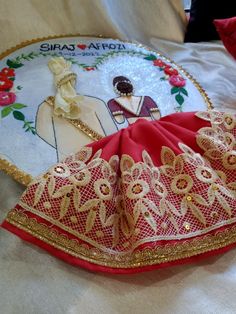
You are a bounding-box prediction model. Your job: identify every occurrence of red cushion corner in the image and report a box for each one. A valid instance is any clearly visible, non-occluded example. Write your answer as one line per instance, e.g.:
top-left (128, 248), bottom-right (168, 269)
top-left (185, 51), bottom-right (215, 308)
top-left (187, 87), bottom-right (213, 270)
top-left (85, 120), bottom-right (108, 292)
top-left (214, 16), bottom-right (236, 59)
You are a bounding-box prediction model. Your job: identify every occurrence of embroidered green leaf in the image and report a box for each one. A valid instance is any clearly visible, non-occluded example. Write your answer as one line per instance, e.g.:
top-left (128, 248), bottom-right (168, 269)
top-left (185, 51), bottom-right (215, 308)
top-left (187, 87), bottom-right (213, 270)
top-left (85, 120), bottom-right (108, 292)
top-left (22, 120), bottom-right (36, 134)
top-left (175, 94), bottom-right (184, 106)
top-left (144, 54), bottom-right (157, 61)
top-left (180, 87), bottom-right (188, 96)
top-left (6, 59), bottom-right (23, 69)
top-left (28, 52), bottom-right (35, 59)
top-left (171, 87), bottom-right (180, 94)
top-left (21, 53), bottom-right (31, 61)
top-left (175, 106), bottom-right (183, 112)
top-left (160, 77), bottom-right (166, 81)
top-left (13, 110), bottom-right (25, 121)
top-left (11, 103), bottom-right (27, 109)
top-left (1, 106), bottom-right (12, 118)
top-left (16, 86), bottom-right (22, 90)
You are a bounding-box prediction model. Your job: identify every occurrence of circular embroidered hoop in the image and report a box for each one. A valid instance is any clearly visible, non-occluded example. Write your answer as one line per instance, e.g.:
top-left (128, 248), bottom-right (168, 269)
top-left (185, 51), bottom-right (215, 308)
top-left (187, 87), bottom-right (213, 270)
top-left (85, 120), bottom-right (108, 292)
top-left (0, 35), bottom-right (212, 185)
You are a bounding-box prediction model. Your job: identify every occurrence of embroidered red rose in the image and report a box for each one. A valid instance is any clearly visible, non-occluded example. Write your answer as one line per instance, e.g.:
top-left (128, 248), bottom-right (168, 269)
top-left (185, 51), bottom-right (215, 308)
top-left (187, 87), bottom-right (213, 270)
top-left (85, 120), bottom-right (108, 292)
top-left (0, 75), bottom-right (14, 91)
top-left (0, 91), bottom-right (16, 106)
top-left (164, 66), bottom-right (178, 76)
top-left (0, 67), bottom-right (15, 77)
top-left (169, 75), bottom-right (186, 87)
top-left (153, 59), bottom-right (166, 67)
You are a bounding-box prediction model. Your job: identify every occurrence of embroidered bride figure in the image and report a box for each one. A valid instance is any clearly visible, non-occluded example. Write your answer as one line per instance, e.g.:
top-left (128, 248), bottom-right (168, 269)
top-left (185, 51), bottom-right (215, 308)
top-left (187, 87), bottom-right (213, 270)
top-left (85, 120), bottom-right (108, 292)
top-left (36, 57), bottom-right (107, 160)
top-left (108, 76), bottom-right (161, 129)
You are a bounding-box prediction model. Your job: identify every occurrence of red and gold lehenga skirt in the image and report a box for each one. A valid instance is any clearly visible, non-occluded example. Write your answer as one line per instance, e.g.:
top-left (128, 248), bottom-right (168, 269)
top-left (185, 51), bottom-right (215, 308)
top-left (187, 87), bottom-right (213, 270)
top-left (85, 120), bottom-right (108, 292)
top-left (2, 111), bottom-right (236, 274)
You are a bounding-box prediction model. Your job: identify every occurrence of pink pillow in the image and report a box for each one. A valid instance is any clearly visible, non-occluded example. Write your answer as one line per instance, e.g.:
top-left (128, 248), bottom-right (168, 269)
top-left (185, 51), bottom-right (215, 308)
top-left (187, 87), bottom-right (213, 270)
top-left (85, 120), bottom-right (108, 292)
top-left (214, 17), bottom-right (236, 59)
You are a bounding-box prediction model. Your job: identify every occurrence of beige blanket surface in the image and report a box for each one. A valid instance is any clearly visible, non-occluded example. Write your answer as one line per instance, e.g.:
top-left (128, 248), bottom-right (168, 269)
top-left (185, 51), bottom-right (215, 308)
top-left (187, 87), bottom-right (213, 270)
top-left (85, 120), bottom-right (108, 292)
top-left (0, 0), bottom-right (186, 53)
top-left (1, 1), bottom-right (236, 313)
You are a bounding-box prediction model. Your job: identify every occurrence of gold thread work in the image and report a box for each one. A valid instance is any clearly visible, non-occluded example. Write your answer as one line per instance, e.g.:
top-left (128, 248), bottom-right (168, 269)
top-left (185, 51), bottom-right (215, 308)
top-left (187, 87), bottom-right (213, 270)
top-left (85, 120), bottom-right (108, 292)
top-left (5, 209), bottom-right (236, 268)
top-left (45, 96), bottom-right (103, 141)
top-left (0, 159), bottom-right (32, 186)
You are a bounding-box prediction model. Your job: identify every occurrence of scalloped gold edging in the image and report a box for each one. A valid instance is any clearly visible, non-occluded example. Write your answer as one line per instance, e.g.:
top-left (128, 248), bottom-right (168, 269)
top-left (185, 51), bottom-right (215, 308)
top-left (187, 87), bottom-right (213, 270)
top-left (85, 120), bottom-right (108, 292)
top-left (6, 209), bottom-right (236, 269)
top-left (0, 34), bottom-right (214, 186)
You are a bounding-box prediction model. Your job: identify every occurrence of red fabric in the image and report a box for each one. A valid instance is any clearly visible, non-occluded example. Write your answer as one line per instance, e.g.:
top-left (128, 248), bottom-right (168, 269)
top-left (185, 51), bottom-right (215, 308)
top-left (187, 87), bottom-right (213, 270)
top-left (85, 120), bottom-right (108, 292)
top-left (107, 96), bottom-right (158, 119)
top-left (214, 17), bottom-right (236, 59)
top-left (88, 112), bottom-right (208, 167)
top-left (2, 111), bottom-right (236, 274)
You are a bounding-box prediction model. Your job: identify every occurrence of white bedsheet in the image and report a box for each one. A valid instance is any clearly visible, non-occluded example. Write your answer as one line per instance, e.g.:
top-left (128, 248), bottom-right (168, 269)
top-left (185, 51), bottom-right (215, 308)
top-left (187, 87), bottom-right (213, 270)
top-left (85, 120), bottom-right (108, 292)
top-left (1, 40), bottom-right (236, 314)
top-left (150, 39), bottom-right (236, 113)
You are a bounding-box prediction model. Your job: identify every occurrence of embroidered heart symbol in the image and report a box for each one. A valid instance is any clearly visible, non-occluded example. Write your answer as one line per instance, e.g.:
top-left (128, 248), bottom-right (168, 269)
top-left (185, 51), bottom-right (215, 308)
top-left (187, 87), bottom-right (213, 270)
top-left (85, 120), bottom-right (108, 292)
top-left (85, 67), bottom-right (95, 71)
top-left (77, 44), bottom-right (87, 50)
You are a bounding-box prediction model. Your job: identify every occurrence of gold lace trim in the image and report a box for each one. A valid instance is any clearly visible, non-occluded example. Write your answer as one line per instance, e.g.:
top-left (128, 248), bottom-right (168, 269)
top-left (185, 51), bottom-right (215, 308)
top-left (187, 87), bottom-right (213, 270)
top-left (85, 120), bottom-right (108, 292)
top-left (5, 208), bottom-right (236, 268)
top-left (4, 111), bottom-right (236, 268)
top-left (9, 111), bottom-right (235, 256)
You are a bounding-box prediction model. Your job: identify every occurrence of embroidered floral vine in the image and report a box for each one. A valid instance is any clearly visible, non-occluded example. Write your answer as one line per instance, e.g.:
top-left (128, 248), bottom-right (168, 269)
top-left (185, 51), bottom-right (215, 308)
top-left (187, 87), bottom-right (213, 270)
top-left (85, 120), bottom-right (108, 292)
top-left (85, 50), bottom-right (189, 112)
top-left (1, 51), bottom-right (93, 134)
top-left (7, 51), bottom-right (93, 71)
top-left (144, 54), bottom-right (188, 112)
top-left (0, 65), bottom-right (36, 134)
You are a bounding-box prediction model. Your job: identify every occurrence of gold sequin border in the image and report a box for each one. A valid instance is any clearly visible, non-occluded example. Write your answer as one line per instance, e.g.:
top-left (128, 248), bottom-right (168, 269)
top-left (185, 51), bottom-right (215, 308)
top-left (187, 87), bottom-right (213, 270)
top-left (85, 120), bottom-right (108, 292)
top-left (69, 119), bottom-right (103, 141)
top-left (5, 209), bottom-right (236, 269)
top-left (0, 159), bottom-right (32, 186)
top-left (45, 96), bottom-right (103, 141)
